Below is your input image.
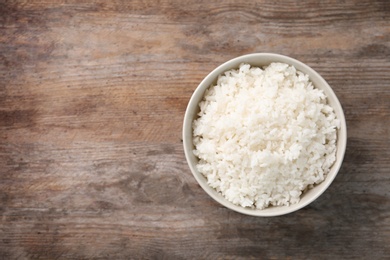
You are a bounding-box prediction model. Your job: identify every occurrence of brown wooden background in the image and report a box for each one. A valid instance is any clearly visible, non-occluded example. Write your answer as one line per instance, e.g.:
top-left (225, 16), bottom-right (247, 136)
top-left (1, 0), bottom-right (389, 259)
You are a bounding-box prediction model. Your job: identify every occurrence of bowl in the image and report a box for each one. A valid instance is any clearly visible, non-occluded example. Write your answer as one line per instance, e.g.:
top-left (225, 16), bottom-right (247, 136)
top-left (183, 53), bottom-right (347, 217)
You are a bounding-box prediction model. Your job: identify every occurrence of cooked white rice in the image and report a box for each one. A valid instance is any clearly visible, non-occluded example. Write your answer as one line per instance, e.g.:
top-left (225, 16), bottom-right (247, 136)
top-left (193, 63), bottom-right (339, 209)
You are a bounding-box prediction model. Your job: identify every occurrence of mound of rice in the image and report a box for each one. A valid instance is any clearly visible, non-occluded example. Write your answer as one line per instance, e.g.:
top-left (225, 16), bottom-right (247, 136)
top-left (193, 63), bottom-right (339, 209)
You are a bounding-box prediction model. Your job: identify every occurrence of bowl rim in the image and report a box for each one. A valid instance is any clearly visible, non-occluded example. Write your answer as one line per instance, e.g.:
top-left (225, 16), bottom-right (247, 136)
top-left (183, 53), bottom-right (347, 217)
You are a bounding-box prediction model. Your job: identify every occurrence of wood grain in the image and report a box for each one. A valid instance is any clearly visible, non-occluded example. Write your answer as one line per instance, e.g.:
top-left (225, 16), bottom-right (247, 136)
top-left (1, 0), bottom-right (389, 259)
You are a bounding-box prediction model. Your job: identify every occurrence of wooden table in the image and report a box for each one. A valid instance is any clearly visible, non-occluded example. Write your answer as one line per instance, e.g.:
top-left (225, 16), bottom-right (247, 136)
top-left (1, 0), bottom-right (389, 259)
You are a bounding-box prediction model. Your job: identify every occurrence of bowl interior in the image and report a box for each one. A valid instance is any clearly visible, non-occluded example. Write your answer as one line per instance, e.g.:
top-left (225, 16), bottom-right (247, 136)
top-left (183, 53), bottom-right (347, 216)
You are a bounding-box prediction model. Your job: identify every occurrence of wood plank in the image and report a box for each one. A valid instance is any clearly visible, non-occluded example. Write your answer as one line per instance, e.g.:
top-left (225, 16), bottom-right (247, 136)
top-left (1, 0), bottom-right (389, 259)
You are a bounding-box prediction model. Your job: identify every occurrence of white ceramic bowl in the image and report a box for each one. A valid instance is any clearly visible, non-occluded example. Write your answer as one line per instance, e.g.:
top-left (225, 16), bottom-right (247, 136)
top-left (183, 53), bottom-right (347, 217)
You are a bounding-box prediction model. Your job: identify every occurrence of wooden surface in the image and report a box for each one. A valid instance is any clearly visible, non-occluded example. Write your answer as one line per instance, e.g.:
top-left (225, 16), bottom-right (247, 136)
top-left (1, 0), bottom-right (389, 259)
